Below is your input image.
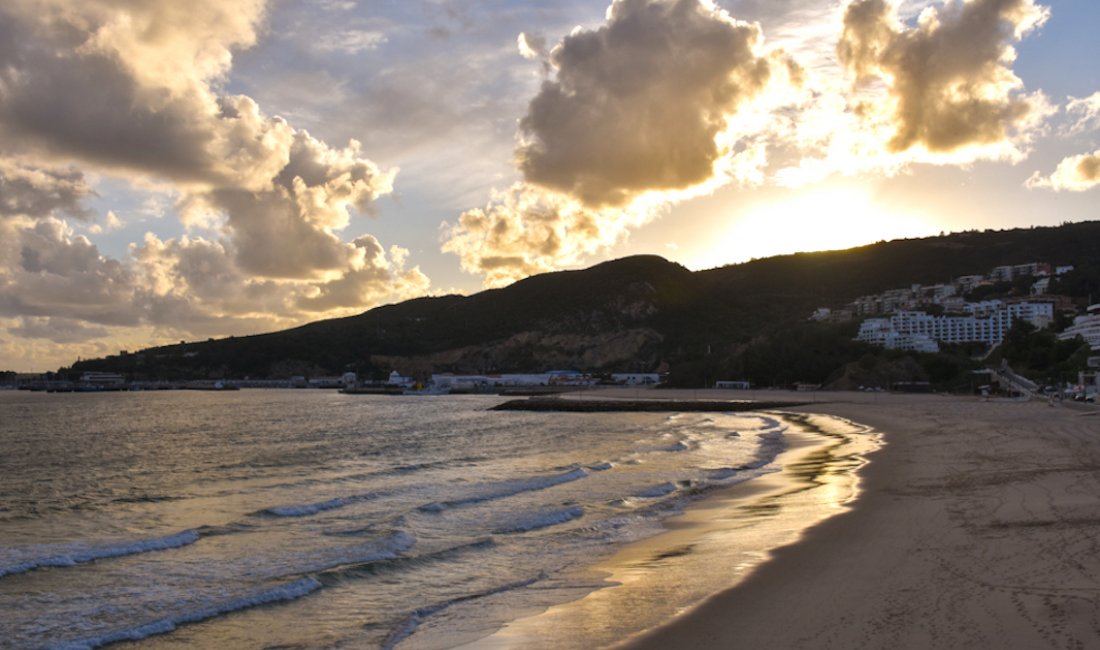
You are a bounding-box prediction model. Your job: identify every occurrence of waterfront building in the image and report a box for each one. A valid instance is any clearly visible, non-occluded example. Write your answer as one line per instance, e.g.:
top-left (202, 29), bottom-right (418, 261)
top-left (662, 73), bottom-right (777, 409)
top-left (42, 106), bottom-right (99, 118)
top-left (79, 371), bottom-right (126, 385)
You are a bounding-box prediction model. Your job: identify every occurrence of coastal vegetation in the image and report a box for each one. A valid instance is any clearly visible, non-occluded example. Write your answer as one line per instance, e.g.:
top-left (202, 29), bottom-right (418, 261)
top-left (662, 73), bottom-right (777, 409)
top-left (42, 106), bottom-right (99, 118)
top-left (66, 221), bottom-right (1100, 390)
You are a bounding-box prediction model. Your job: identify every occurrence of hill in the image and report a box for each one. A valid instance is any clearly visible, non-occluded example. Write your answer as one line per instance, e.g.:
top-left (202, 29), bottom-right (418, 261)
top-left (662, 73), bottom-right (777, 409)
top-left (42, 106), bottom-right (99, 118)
top-left (69, 221), bottom-right (1100, 387)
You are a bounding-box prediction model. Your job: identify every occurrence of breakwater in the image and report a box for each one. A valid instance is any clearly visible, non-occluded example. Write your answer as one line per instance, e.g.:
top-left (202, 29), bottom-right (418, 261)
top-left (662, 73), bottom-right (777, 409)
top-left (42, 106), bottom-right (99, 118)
top-left (491, 398), bottom-right (809, 412)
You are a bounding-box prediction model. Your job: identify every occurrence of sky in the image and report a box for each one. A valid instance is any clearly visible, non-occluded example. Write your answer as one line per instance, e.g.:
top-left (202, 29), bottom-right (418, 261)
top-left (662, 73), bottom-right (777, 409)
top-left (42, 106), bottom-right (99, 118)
top-left (1, 0), bottom-right (1099, 372)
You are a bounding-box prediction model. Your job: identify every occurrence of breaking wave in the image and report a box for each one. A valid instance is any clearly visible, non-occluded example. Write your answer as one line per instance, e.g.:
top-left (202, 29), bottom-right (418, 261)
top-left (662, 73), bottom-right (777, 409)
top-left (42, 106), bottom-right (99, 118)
top-left (55, 576), bottom-right (322, 650)
top-left (0, 530), bottom-right (200, 579)
top-left (419, 468), bottom-right (588, 512)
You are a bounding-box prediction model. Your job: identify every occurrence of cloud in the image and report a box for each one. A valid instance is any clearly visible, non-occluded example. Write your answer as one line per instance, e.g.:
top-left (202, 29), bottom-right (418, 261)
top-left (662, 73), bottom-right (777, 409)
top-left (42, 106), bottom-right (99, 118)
top-left (446, 0), bottom-right (797, 287)
top-left (1063, 92), bottom-right (1100, 136)
top-left (0, 0), bottom-right (433, 368)
top-left (516, 0), bottom-right (778, 207)
top-left (517, 32), bottom-right (549, 60)
top-left (442, 183), bottom-right (654, 288)
top-left (191, 125), bottom-right (397, 279)
top-left (0, 0), bottom-right (269, 184)
top-left (10, 316), bottom-right (109, 344)
top-left (0, 2), bottom-right (399, 281)
top-left (1027, 150), bottom-right (1100, 192)
top-left (87, 211), bottom-right (124, 235)
top-left (317, 29), bottom-right (387, 54)
top-left (836, 0), bottom-right (1051, 162)
top-left (1028, 91), bottom-right (1100, 191)
top-left (0, 160), bottom-right (93, 220)
top-left (295, 238), bottom-right (430, 312)
top-left (0, 218), bottom-right (140, 326)
top-left (131, 229), bottom-right (430, 331)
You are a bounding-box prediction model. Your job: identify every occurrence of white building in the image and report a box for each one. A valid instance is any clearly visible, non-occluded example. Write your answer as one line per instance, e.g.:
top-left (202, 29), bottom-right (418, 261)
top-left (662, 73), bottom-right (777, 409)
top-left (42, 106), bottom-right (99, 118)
top-left (1004, 301), bottom-right (1054, 329)
top-left (954, 275), bottom-right (986, 293)
top-left (611, 373), bottom-right (662, 385)
top-left (715, 380), bottom-right (751, 389)
top-left (1058, 305), bottom-right (1100, 350)
top-left (856, 318), bottom-right (940, 352)
top-left (80, 371), bottom-right (125, 385)
top-left (430, 372), bottom-right (596, 391)
top-left (857, 302), bottom-right (1054, 351)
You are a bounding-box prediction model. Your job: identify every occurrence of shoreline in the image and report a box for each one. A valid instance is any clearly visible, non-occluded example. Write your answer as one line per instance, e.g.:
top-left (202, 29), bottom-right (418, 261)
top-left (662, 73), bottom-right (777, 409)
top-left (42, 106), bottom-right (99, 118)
top-left (622, 390), bottom-right (1100, 649)
top-left (465, 396), bottom-right (882, 648)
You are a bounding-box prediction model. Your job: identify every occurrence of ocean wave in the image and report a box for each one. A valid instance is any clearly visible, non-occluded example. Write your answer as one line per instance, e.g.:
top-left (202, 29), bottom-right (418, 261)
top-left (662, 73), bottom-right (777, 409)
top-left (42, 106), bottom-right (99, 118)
top-left (633, 482), bottom-right (678, 498)
top-left (418, 468), bottom-right (588, 512)
top-left (757, 416), bottom-right (784, 431)
top-left (705, 467), bottom-right (739, 480)
top-left (261, 497), bottom-right (349, 517)
top-left (108, 494), bottom-right (183, 505)
top-left (256, 490), bottom-right (387, 518)
top-left (493, 506), bottom-right (585, 534)
top-left (318, 538), bottom-right (494, 584)
top-left (639, 441), bottom-right (690, 453)
top-left (382, 576), bottom-right (540, 650)
top-left (587, 461), bottom-right (613, 471)
top-left (0, 529), bottom-right (200, 580)
top-left (303, 530), bottom-right (416, 577)
top-left (737, 429), bottom-right (787, 470)
top-left (54, 576), bottom-right (322, 650)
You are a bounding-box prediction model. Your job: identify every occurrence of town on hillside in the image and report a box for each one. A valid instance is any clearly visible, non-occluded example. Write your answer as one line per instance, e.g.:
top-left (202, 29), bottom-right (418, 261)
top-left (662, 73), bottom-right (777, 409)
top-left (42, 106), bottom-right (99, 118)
top-left (811, 261), bottom-right (1099, 399)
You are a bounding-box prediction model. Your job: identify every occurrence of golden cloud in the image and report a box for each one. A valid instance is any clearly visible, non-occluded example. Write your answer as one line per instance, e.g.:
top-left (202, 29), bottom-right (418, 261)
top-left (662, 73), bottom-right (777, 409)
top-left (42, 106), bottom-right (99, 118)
top-left (517, 0), bottom-right (777, 207)
top-left (1027, 150), bottom-right (1100, 192)
top-left (837, 0), bottom-right (1051, 161)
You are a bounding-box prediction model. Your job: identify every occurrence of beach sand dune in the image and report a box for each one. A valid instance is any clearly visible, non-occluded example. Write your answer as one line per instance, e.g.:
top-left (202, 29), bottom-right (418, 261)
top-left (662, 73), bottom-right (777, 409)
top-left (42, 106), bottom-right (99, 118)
top-left (627, 392), bottom-right (1100, 649)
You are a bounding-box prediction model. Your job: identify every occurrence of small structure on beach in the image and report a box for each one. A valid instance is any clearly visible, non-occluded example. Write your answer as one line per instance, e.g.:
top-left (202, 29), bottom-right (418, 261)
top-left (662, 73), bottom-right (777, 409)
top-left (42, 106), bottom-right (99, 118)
top-left (714, 380), bottom-right (751, 389)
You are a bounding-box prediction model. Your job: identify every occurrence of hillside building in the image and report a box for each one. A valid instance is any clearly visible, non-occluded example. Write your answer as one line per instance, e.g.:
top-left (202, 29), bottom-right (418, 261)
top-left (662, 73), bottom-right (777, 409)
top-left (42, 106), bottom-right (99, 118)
top-left (1058, 304), bottom-right (1100, 350)
top-left (857, 301), bottom-right (1054, 352)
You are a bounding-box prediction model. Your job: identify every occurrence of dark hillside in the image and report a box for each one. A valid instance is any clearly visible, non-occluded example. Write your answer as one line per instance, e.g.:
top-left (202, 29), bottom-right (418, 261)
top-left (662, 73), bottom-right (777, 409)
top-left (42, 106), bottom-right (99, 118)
top-left (69, 222), bottom-right (1100, 384)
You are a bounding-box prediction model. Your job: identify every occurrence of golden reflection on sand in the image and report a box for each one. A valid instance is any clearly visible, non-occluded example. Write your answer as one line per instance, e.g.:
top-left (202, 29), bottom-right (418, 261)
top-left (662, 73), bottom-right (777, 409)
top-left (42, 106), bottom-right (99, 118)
top-left (464, 412), bottom-right (881, 649)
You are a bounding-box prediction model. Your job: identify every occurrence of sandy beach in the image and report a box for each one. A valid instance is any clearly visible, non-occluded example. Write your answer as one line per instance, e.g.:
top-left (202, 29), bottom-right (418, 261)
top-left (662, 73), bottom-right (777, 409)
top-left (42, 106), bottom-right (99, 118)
top-left (618, 389), bottom-right (1100, 649)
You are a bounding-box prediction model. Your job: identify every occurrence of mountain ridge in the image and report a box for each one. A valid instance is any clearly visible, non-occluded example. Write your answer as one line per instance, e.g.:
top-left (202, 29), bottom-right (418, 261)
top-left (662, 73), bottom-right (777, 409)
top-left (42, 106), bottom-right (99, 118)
top-left (69, 221), bottom-right (1100, 386)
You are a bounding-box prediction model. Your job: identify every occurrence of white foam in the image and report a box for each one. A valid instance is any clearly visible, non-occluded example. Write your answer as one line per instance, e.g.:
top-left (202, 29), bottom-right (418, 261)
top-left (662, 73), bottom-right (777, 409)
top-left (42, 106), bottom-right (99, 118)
top-left (305, 530), bottom-right (417, 575)
top-left (263, 497), bottom-right (348, 517)
top-left (55, 576), bottom-right (322, 649)
top-left (419, 468), bottom-right (588, 512)
top-left (259, 489), bottom-right (388, 517)
top-left (381, 577), bottom-right (539, 650)
top-left (493, 506), bottom-right (585, 534)
top-left (0, 530), bottom-right (200, 579)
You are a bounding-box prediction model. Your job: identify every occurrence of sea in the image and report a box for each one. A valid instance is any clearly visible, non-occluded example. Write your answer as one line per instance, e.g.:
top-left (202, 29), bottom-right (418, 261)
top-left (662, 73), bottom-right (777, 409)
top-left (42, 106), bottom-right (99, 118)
top-left (0, 389), bottom-right (877, 649)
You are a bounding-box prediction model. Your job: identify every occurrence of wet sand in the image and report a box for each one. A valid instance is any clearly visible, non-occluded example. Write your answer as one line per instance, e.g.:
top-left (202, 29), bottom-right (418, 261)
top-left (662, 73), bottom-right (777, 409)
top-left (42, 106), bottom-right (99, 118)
top-left (622, 390), bottom-right (1100, 649)
top-left (469, 400), bottom-right (880, 649)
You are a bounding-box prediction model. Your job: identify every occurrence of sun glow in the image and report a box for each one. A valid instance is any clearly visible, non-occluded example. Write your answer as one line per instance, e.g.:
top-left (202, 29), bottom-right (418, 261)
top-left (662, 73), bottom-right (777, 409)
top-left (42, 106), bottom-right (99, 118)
top-left (694, 185), bottom-right (939, 269)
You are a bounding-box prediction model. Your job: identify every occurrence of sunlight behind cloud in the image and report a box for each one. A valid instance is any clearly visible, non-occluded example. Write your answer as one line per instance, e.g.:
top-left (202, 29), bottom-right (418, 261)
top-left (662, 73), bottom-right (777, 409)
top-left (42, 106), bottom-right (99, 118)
top-left (693, 184), bottom-right (939, 269)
